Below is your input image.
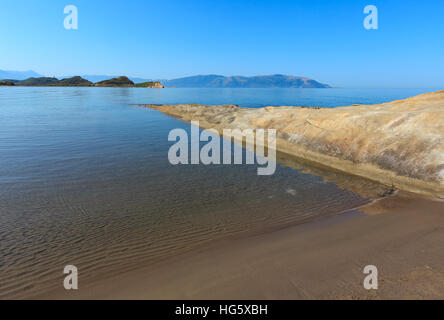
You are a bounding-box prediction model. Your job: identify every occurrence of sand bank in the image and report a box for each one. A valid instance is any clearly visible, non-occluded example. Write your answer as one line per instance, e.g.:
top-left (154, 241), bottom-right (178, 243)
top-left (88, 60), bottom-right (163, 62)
top-left (35, 192), bottom-right (444, 299)
top-left (140, 90), bottom-right (444, 198)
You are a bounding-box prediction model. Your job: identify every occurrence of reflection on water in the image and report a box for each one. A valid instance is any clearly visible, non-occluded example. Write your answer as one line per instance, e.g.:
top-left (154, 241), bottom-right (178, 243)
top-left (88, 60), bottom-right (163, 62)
top-left (275, 152), bottom-right (392, 199)
top-left (0, 87), bottom-right (427, 298)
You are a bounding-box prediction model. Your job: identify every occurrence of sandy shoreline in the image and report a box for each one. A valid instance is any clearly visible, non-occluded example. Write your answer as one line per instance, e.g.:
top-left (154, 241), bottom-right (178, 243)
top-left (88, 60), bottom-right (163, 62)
top-left (35, 192), bottom-right (444, 300)
top-left (20, 91), bottom-right (444, 300)
top-left (141, 90), bottom-right (444, 198)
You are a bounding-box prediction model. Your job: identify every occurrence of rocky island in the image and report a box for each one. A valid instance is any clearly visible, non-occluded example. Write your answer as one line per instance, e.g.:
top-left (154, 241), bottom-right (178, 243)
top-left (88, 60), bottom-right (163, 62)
top-left (141, 90), bottom-right (444, 198)
top-left (1, 75), bottom-right (164, 88)
top-left (0, 80), bottom-right (17, 86)
top-left (95, 76), bottom-right (163, 87)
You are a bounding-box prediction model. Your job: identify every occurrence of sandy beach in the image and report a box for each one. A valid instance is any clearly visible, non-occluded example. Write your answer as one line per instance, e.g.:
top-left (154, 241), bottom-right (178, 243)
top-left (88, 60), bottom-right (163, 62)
top-left (2, 0), bottom-right (444, 304)
top-left (8, 88), bottom-right (444, 300)
top-left (35, 191), bottom-right (444, 300)
top-left (23, 90), bottom-right (444, 300)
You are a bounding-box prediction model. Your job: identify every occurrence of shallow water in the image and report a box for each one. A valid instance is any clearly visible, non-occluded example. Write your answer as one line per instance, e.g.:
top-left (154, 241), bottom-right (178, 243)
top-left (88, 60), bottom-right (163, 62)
top-left (0, 87), bottom-right (434, 298)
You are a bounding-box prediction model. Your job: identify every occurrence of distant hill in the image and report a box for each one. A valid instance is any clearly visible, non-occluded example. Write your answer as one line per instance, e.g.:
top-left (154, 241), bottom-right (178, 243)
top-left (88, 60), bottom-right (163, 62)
top-left (95, 76), bottom-right (134, 87)
top-left (0, 69), bottom-right (43, 80)
top-left (18, 76), bottom-right (92, 87)
top-left (4, 79), bottom-right (21, 85)
top-left (58, 76), bottom-right (92, 86)
top-left (80, 75), bottom-right (152, 84)
top-left (162, 74), bottom-right (330, 88)
top-left (19, 77), bottom-right (60, 86)
top-left (0, 80), bottom-right (16, 86)
top-left (3, 75), bottom-right (162, 88)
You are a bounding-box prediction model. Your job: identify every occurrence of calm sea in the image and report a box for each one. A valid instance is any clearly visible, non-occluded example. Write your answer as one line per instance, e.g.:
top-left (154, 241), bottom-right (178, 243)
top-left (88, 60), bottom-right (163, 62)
top-left (0, 87), bottom-right (435, 298)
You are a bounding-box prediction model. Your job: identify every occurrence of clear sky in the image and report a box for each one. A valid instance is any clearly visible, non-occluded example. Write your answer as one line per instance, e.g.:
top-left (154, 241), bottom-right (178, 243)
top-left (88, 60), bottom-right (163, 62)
top-left (1, 0), bottom-right (443, 88)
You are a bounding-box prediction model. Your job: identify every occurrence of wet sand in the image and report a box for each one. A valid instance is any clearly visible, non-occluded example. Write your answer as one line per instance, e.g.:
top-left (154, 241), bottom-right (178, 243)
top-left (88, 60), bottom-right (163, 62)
top-left (37, 192), bottom-right (444, 300)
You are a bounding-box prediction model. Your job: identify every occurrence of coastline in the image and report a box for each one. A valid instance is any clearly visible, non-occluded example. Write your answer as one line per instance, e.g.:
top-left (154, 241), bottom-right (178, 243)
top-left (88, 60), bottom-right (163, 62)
top-left (33, 191), bottom-right (444, 299)
top-left (2, 88), bottom-right (442, 300)
top-left (141, 90), bottom-right (444, 198)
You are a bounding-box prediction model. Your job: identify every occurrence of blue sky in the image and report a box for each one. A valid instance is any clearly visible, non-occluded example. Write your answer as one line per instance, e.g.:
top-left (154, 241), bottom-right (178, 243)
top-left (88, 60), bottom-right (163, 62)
top-left (0, 0), bottom-right (443, 88)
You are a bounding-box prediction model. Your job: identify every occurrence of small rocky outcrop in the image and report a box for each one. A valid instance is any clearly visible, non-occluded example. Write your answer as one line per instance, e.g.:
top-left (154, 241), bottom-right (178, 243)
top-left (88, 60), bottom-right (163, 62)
top-left (134, 81), bottom-right (164, 88)
top-left (95, 76), bottom-right (135, 87)
top-left (0, 80), bottom-right (16, 86)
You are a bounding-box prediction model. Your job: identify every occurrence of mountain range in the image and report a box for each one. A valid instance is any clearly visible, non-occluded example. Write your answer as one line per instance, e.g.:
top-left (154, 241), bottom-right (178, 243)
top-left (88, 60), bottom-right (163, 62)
top-left (0, 69), bottom-right (43, 80)
top-left (1, 70), bottom-right (330, 88)
top-left (162, 74), bottom-right (330, 88)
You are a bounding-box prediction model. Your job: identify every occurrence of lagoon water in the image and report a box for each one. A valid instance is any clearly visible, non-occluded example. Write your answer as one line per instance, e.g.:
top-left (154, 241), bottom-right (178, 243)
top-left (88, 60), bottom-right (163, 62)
top-left (0, 87), bottom-right (435, 298)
